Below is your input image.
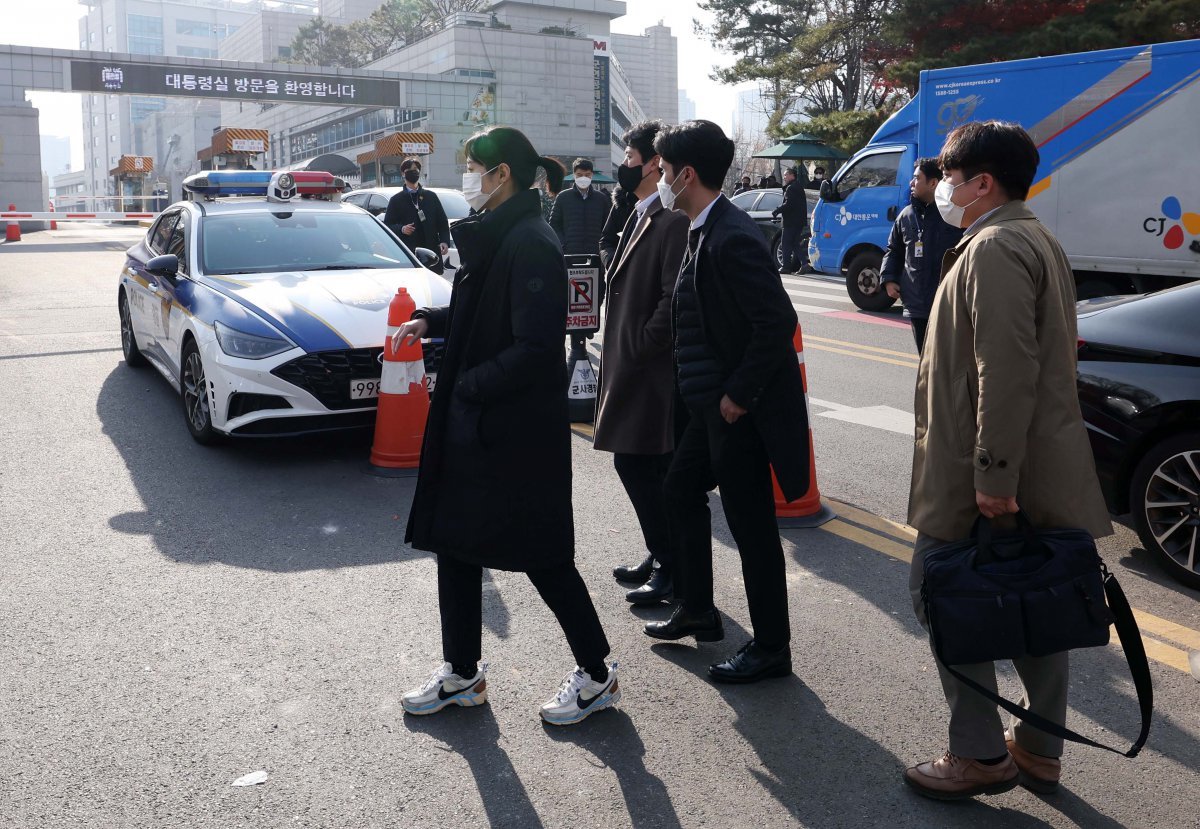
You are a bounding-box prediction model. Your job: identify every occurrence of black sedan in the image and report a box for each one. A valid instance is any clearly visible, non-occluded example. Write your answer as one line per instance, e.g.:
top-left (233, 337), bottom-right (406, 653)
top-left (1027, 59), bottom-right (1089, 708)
top-left (729, 187), bottom-right (819, 269)
top-left (1076, 282), bottom-right (1200, 589)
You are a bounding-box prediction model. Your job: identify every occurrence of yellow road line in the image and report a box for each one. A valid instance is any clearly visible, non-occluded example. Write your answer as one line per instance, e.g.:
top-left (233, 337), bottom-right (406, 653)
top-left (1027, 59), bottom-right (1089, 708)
top-left (1134, 609), bottom-right (1200, 651)
top-left (1135, 637), bottom-right (1191, 673)
top-left (806, 334), bottom-right (920, 360)
top-left (806, 342), bottom-right (920, 369)
top-left (816, 509), bottom-right (1200, 675)
top-left (829, 498), bottom-right (918, 542)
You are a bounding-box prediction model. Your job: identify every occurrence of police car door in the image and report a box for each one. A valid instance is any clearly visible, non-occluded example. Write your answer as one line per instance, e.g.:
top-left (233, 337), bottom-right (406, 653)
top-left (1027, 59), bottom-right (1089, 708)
top-left (131, 210), bottom-right (179, 356)
top-left (155, 211), bottom-right (192, 377)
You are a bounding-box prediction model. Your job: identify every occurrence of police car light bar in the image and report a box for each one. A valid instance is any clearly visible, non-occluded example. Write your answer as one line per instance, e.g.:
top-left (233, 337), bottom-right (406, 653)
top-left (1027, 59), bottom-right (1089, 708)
top-left (181, 170), bottom-right (346, 200)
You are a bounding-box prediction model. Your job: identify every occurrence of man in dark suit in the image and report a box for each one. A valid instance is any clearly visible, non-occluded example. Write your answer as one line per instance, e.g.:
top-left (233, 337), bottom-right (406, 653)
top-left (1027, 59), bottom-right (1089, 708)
top-left (382, 157), bottom-right (450, 273)
top-left (772, 167), bottom-right (810, 274)
top-left (594, 120), bottom-right (690, 607)
top-left (643, 120), bottom-right (811, 684)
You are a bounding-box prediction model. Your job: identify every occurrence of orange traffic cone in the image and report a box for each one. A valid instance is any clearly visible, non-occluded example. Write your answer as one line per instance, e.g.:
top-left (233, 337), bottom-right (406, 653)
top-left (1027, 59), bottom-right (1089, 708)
top-left (5, 204), bottom-right (20, 242)
top-left (366, 287), bottom-right (430, 477)
top-left (774, 324), bottom-right (835, 528)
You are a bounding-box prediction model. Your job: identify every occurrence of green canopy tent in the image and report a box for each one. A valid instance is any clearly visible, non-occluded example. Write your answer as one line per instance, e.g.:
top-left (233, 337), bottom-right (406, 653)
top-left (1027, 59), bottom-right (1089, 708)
top-left (752, 133), bottom-right (848, 183)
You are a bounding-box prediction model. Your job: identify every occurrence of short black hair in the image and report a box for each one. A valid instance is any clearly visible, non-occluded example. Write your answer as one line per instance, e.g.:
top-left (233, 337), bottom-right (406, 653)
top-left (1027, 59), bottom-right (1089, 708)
top-left (653, 120), bottom-right (735, 189)
top-left (465, 126), bottom-right (566, 192)
top-left (783, 167), bottom-right (797, 179)
top-left (938, 121), bottom-right (1039, 200)
top-left (622, 119), bottom-right (665, 163)
top-left (572, 158), bottom-right (594, 173)
top-left (814, 166), bottom-right (825, 174)
top-left (400, 157), bottom-right (421, 172)
top-left (915, 157), bottom-right (941, 181)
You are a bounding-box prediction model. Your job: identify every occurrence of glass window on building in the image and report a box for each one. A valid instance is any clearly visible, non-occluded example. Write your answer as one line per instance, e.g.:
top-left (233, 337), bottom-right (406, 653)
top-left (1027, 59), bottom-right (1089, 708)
top-left (127, 14), bottom-right (163, 55)
top-left (176, 19), bottom-right (213, 37)
top-left (177, 46), bottom-right (218, 58)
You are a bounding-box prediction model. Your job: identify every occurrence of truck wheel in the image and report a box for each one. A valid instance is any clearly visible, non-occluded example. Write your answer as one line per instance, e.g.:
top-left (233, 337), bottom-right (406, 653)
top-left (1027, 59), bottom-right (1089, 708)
top-left (1130, 432), bottom-right (1200, 590)
top-left (845, 251), bottom-right (895, 311)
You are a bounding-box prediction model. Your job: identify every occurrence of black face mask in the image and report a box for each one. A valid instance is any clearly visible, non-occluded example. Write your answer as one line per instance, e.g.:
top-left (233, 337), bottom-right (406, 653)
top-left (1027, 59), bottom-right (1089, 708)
top-left (403, 169), bottom-right (421, 184)
top-left (616, 162), bottom-right (644, 192)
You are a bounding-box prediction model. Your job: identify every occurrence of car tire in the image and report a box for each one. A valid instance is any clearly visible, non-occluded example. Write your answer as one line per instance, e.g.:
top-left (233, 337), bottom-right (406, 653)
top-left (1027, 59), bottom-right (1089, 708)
top-left (119, 290), bottom-right (148, 368)
top-left (180, 338), bottom-right (220, 445)
top-left (1130, 431), bottom-right (1200, 590)
top-left (845, 251), bottom-right (896, 311)
top-left (772, 235), bottom-right (784, 271)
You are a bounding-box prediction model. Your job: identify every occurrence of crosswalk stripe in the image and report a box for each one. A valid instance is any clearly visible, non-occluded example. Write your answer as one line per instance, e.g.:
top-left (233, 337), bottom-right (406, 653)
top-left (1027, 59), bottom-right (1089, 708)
top-left (786, 289), bottom-right (853, 304)
top-left (781, 276), bottom-right (846, 292)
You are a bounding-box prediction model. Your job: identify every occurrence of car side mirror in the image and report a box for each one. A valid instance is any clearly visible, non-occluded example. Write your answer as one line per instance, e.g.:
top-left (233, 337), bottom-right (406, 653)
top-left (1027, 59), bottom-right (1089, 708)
top-left (146, 253), bottom-right (179, 280)
top-left (413, 247), bottom-right (441, 270)
top-left (819, 179), bottom-right (837, 202)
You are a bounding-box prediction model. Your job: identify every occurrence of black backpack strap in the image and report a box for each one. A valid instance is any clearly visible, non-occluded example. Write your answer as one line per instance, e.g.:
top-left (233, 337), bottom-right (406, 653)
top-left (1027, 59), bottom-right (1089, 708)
top-left (929, 564), bottom-right (1152, 758)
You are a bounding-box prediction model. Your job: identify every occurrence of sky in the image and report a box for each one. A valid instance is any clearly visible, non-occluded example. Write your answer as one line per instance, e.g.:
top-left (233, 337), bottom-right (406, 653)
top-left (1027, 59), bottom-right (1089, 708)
top-left (6, 0), bottom-right (745, 172)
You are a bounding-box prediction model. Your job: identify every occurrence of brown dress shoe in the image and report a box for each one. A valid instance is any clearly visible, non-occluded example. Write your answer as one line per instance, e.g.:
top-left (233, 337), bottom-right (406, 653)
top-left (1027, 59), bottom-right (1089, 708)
top-left (904, 751), bottom-right (1019, 801)
top-left (1006, 738), bottom-right (1061, 793)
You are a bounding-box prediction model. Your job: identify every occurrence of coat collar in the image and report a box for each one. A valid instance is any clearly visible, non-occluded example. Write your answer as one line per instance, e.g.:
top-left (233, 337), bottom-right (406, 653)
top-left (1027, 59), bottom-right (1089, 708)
top-left (609, 197), bottom-right (666, 278)
top-left (698, 194), bottom-right (734, 237)
top-left (954, 200), bottom-right (1036, 250)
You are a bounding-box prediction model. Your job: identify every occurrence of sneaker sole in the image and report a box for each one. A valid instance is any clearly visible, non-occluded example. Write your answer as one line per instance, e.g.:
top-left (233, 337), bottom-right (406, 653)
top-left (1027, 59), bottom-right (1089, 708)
top-left (540, 689), bottom-right (621, 726)
top-left (904, 772), bottom-right (1019, 801)
top-left (402, 688), bottom-right (488, 716)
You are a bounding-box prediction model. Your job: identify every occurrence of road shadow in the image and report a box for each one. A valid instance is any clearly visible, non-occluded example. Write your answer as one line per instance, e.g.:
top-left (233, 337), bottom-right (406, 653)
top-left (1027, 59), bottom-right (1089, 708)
top-left (543, 710), bottom-right (683, 829)
top-left (405, 706), bottom-right (545, 828)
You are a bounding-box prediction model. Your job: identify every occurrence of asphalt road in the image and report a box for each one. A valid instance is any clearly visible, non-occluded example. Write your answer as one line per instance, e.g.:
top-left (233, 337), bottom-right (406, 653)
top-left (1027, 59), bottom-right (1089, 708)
top-left (1, 225), bottom-right (1197, 828)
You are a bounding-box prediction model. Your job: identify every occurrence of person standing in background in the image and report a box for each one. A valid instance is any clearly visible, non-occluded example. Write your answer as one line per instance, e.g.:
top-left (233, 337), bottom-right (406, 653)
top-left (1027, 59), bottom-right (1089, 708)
top-left (550, 158), bottom-right (610, 256)
top-left (382, 157), bottom-right (450, 273)
top-left (881, 158), bottom-right (963, 354)
top-left (594, 120), bottom-right (690, 607)
top-left (772, 167), bottom-right (810, 275)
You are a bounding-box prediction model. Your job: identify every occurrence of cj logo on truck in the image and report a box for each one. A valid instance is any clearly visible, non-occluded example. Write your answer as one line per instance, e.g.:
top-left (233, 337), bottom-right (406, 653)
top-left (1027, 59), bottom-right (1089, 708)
top-left (1143, 196), bottom-right (1200, 250)
top-left (936, 95), bottom-right (984, 136)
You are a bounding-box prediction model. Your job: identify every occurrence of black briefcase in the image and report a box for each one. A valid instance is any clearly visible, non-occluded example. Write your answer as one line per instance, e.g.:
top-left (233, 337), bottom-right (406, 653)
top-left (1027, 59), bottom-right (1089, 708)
top-left (921, 512), bottom-right (1152, 758)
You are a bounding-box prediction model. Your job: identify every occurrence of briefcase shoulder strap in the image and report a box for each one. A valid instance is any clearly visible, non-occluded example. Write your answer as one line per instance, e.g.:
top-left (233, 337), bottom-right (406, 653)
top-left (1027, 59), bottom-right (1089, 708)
top-left (933, 564), bottom-right (1152, 759)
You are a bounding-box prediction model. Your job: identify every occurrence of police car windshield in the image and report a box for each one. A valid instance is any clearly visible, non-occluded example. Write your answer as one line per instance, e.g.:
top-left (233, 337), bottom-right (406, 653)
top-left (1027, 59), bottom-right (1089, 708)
top-left (200, 212), bottom-right (417, 276)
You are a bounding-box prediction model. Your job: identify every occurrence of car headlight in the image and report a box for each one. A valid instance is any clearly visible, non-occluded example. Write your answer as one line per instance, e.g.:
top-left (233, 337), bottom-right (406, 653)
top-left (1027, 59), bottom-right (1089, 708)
top-left (214, 320), bottom-right (294, 359)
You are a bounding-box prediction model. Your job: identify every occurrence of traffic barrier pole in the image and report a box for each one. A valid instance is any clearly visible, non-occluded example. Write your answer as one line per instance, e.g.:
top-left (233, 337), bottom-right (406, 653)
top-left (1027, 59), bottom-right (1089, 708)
top-left (48, 200), bottom-right (57, 231)
top-left (774, 324), bottom-right (835, 528)
top-left (366, 287), bottom-right (430, 477)
top-left (5, 204), bottom-right (20, 242)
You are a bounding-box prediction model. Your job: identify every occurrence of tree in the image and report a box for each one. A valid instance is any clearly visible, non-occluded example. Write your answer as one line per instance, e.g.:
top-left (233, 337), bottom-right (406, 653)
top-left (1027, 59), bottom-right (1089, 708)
top-left (884, 0), bottom-right (1200, 93)
top-left (697, 0), bottom-right (901, 134)
top-left (290, 17), bottom-right (363, 67)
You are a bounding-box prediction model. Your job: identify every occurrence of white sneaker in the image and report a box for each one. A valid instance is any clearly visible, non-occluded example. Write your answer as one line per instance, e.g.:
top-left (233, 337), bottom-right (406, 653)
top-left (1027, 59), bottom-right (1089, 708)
top-left (401, 661), bottom-right (488, 716)
top-left (539, 662), bottom-right (620, 726)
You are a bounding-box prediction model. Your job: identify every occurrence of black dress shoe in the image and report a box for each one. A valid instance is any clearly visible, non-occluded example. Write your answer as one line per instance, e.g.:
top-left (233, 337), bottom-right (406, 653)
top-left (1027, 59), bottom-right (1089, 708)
top-left (625, 570), bottom-right (673, 605)
top-left (643, 605), bottom-right (724, 642)
top-left (613, 554), bottom-right (654, 584)
top-left (708, 640), bottom-right (792, 684)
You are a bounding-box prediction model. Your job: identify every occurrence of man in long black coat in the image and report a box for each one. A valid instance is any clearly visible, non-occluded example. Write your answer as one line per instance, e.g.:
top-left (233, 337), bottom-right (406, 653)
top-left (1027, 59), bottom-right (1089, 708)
top-left (772, 167), bottom-right (810, 274)
top-left (643, 120), bottom-right (810, 685)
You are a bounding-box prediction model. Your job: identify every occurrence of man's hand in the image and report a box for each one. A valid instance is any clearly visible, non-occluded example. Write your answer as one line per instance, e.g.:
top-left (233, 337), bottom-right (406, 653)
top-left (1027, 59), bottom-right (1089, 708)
top-left (719, 394), bottom-right (747, 424)
top-left (391, 317), bottom-right (429, 351)
top-left (439, 243), bottom-right (449, 256)
top-left (402, 223), bottom-right (416, 236)
top-left (885, 282), bottom-right (901, 300)
top-left (976, 491), bottom-right (1019, 519)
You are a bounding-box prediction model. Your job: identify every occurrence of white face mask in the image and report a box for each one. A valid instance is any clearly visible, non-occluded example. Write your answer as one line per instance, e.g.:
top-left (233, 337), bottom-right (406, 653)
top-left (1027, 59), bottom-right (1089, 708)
top-left (462, 165), bottom-right (501, 211)
top-left (574, 176), bottom-right (592, 190)
top-left (934, 174), bottom-right (983, 228)
top-left (657, 170), bottom-right (688, 212)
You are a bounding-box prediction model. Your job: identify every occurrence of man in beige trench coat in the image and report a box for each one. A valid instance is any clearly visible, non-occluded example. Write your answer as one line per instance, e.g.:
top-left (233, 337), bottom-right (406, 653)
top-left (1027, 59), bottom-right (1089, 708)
top-left (594, 120), bottom-right (690, 605)
top-left (903, 121), bottom-right (1114, 801)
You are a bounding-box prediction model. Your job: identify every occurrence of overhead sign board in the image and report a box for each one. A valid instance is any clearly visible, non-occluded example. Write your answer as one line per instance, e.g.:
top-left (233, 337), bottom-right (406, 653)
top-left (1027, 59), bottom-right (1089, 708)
top-left (401, 142), bottom-right (431, 155)
top-left (68, 58), bottom-right (402, 108)
top-left (231, 138), bottom-right (266, 152)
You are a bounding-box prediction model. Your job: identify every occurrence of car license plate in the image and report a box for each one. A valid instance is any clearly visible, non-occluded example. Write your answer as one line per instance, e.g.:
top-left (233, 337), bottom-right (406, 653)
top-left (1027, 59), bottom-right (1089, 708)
top-left (350, 378), bottom-right (381, 399)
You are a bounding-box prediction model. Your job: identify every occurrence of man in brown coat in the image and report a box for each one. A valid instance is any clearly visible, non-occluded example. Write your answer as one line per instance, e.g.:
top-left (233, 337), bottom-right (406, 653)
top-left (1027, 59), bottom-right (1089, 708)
top-left (903, 121), bottom-right (1113, 801)
top-left (594, 120), bottom-right (689, 605)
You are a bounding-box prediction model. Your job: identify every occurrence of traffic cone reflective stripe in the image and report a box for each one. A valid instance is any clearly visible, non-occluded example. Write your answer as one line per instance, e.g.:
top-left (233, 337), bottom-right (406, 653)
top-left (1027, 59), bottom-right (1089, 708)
top-left (774, 324), bottom-right (834, 528)
top-left (5, 204), bottom-right (20, 242)
top-left (367, 288), bottom-right (430, 476)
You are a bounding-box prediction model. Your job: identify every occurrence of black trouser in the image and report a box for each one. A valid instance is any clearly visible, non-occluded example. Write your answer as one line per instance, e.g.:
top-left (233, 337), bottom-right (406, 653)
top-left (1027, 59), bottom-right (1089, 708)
top-left (910, 316), bottom-right (929, 355)
top-left (663, 403), bottom-right (790, 651)
top-left (438, 554), bottom-right (610, 668)
top-left (613, 452), bottom-right (673, 574)
top-left (779, 224), bottom-right (808, 273)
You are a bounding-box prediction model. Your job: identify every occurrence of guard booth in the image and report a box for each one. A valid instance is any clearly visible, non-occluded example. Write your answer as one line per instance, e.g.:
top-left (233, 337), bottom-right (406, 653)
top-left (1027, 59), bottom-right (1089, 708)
top-left (357, 132), bottom-right (435, 186)
top-left (109, 155), bottom-right (154, 213)
top-left (197, 127), bottom-right (269, 172)
top-left (565, 253), bottom-right (602, 423)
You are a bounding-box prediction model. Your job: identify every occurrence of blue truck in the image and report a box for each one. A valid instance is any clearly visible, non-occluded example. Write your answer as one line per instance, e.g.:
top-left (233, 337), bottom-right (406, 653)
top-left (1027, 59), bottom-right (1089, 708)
top-left (809, 39), bottom-right (1200, 310)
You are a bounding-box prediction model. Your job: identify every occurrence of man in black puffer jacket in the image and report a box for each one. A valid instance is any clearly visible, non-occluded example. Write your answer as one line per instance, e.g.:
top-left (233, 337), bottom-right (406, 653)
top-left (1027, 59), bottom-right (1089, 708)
top-left (550, 158), bottom-right (611, 256)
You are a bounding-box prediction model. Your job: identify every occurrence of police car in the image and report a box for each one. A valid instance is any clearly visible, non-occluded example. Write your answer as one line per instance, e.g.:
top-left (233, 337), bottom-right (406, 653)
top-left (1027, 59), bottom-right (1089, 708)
top-left (117, 170), bottom-right (451, 443)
